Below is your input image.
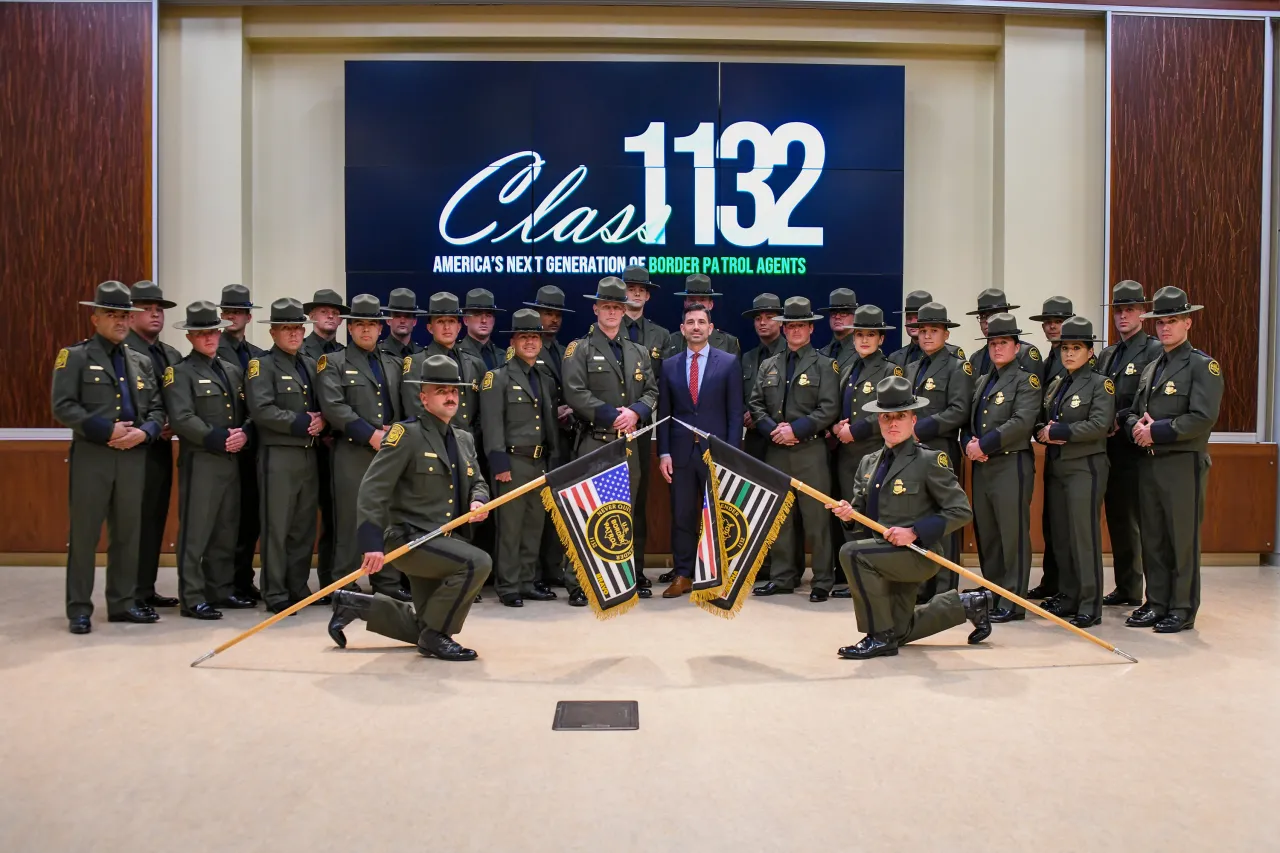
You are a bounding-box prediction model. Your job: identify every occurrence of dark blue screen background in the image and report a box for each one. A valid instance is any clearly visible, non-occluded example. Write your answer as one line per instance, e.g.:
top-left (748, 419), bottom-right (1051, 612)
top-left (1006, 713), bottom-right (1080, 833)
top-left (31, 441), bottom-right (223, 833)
top-left (345, 60), bottom-right (904, 350)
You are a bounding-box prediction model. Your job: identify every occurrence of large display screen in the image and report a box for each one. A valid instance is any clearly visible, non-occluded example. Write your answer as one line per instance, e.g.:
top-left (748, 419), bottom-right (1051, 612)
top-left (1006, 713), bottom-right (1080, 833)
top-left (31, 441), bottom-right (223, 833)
top-left (345, 61), bottom-right (904, 348)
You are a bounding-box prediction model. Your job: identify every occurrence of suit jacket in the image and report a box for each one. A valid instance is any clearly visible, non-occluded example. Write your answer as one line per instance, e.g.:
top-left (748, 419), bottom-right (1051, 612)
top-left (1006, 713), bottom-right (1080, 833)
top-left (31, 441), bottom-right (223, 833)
top-left (657, 346), bottom-right (743, 465)
top-left (1123, 341), bottom-right (1222, 454)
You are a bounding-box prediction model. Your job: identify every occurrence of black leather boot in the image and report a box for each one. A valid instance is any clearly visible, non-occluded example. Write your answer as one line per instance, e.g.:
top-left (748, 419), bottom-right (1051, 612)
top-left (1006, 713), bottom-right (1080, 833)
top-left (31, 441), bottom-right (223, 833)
top-left (838, 631), bottom-right (899, 660)
top-left (417, 629), bottom-right (478, 661)
top-left (960, 589), bottom-right (994, 644)
top-left (328, 590), bottom-right (375, 648)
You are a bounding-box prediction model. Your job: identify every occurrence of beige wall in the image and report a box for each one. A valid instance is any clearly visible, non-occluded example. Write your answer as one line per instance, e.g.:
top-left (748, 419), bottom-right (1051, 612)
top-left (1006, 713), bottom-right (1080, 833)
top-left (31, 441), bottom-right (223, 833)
top-left (158, 6), bottom-right (1105, 355)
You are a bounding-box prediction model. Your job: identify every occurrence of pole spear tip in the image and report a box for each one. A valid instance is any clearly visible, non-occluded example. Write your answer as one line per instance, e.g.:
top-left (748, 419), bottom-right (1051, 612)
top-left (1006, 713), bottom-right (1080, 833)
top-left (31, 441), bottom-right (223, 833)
top-left (1113, 647), bottom-right (1139, 664)
top-left (190, 650), bottom-right (215, 668)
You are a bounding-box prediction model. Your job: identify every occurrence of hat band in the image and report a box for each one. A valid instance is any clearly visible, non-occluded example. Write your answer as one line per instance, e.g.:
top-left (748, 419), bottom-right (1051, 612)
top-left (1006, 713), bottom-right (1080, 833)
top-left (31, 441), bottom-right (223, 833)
top-left (223, 301), bottom-right (253, 308)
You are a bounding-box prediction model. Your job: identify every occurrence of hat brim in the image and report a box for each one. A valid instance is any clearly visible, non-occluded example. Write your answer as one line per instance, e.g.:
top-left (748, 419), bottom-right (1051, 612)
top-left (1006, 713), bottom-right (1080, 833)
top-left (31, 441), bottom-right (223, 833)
top-left (623, 281), bottom-right (659, 290)
top-left (905, 320), bottom-right (961, 329)
top-left (965, 304), bottom-right (1020, 316)
top-left (303, 301), bottom-right (349, 313)
top-left (521, 301), bottom-right (576, 313)
top-left (862, 397), bottom-right (931, 413)
top-left (977, 330), bottom-right (1024, 339)
top-left (742, 307), bottom-right (782, 317)
top-left (851, 324), bottom-right (893, 332)
top-left (1101, 299), bottom-right (1152, 307)
top-left (894, 307), bottom-right (926, 315)
top-left (133, 298), bottom-right (178, 309)
top-left (1027, 314), bottom-right (1073, 323)
top-left (1140, 305), bottom-right (1204, 319)
top-left (773, 314), bottom-right (825, 324)
top-left (80, 301), bottom-right (143, 312)
top-left (583, 294), bottom-right (642, 308)
top-left (381, 307), bottom-right (429, 316)
top-left (219, 302), bottom-right (261, 310)
top-left (403, 378), bottom-right (473, 387)
top-left (463, 306), bottom-right (507, 313)
top-left (256, 318), bottom-right (314, 325)
top-left (341, 313), bottom-right (387, 321)
top-left (173, 319), bottom-right (233, 331)
top-left (1057, 335), bottom-right (1102, 343)
top-left (502, 326), bottom-right (547, 335)
top-left (674, 290), bottom-right (724, 298)
top-left (423, 310), bottom-right (465, 318)
top-left (818, 306), bottom-right (858, 314)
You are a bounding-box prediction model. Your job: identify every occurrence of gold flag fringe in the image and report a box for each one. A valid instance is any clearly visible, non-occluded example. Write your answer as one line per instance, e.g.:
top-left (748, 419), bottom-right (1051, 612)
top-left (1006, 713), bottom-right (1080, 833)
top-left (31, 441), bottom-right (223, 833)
top-left (692, 489), bottom-right (795, 619)
top-left (540, 486), bottom-right (638, 621)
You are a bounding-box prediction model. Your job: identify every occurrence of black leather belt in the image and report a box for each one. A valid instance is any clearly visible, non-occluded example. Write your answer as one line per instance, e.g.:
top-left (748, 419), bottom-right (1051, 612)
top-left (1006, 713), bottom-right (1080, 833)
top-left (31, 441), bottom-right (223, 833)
top-left (508, 444), bottom-right (544, 459)
top-left (588, 429), bottom-right (626, 442)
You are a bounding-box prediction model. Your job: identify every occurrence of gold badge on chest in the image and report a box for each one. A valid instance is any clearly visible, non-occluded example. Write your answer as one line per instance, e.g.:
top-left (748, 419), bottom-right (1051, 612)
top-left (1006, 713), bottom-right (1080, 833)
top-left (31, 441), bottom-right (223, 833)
top-left (136, 377), bottom-right (145, 391)
top-left (994, 391), bottom-right (1004, 405)
top-left (1070, 395), bottom-right (1081, 408)
top-left (892, 479), bottom-right (906, 495)
top-left (634, 370), bottom-right (644, 381)
top-left (798, 374), bottom-right (811, 386)
top-left (651, 347), bottom-right (660, 359)
top-left (861, 381), bottom-right (873, 394)
top-left (1164, 381), bottom-right (1176, 395)
top-left (1125, 362), bottom-right (1136, 375)
top-left (924, 377), bottom-right (936, 391)
top-left (466, 466), bottom-right (474, 477)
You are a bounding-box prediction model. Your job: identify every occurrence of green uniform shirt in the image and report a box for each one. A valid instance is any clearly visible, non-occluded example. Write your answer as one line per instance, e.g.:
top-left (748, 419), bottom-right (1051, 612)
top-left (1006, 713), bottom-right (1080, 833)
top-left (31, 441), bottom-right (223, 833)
top-left (401, 341), bottom-right (485, 433)
top-left (244, 346), bottom-right (321, 448)
top-left (302, 331), bottom-right (343, 361)
top-left (479, 355), bottom-right (561, 475)
top-left (838, 349), bottom-right (902, 446)
top-left (905, 348), bottom-right (975, 448)
top-left (355, 413), bottom-right (489, 552)
top-left (1096, 329), bottom-right (1162, 428)
top-left (1038, 368), bottom-right (1116, 460)
top-left (962, 361), bottom-right (1041, 456)
top-left (748, 343), bottom-right (840, 441)
top-left (887, 340), bottom-right (965, 369)
top-left (820, 333), bottom-right (858, 373)
top-left (562, 326), bottom-right (659, 434)
top-left (458, 334), bottom-right (505, 372)
top-left (51, 334), bottom-right (166, 444)
top-left (968, 341), bottom-right (1044, 382)
top-left (162, 351), bottom-right (251, 457)
top-left (1123, 341), bottom-right (1223, 454)
top-left (317, 342), bottom-right (405, 446)
top-left (849, 439), bottom-right (973, 549)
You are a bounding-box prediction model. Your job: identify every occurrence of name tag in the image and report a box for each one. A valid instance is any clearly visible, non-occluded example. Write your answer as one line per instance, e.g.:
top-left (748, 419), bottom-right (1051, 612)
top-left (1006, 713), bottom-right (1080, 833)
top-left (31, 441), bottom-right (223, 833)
top-left (88, 365), bottom-right (104, 371)
top-left (281, 375), bottom-right (293, 380)
top-left (592, 356), bottom-right (605, 361)
top-left (198, 379), bottom-right (213, 384)
top-left (424, 452), bottom-right (438, 458)
top-left (345, 370), bottom-right (359, 374)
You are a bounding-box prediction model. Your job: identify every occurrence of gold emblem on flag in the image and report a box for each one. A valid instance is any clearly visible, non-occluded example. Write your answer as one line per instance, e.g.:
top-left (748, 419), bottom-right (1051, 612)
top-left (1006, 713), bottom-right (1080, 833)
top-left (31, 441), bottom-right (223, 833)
top-left (717, 500), bottom-right (748, 561)
top-left (586, 501), bottom-right (633, 562)
top-left (1164, 382), bottom-right (1176, 395)
top-left (892, 479), bottom-right (906, 495)
top-left (798, 374), bottom-right (811, 386)
top-left (924, 378), bottom-right (936, 391)
top-left (1070, 395), bottom-right (1081, 408)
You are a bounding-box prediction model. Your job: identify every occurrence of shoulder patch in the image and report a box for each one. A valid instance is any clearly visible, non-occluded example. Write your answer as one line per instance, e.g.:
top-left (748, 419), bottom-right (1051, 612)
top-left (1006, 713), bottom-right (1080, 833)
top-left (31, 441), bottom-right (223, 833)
top-left (163, 366), bottom-right (175, 387)
top-left (955, 346), bottom-right (966, 360)
top-left (317, 354), bottom-right (328, 373)
top-left (1103, 378), bottom-right (1115, 395)
top-left (1028, 346), bottom-right (1041, 362)
top-left (505, 346), bottom-right (514, 362)
top-left (54, 348), bottom-right (69, 370)
top-left (833, 359), bottom-right (840, 375)
top-left (962, 361), bottom-right (973, 376)
top-left (384, 423), bottom-right (405, 447)
top-left (247, 359), bottom-right (260, 380)
top-left (564, 340), bottom-right (579, 359)
top-left (1208, 359), bottom-right (1221, 377)
top-left (937, 451), bottom-right (950, 469)
top-left (481, 370), bottom-right (494, 391)
top-left (402, 356), bottom-right (413, 375)
top-left (1028, 373), bottom-right (1041, 389)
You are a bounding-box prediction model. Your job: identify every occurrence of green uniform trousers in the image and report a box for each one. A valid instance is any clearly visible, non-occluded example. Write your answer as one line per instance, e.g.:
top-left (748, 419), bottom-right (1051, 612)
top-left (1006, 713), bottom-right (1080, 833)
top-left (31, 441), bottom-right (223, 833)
top-left (232, 449), bottom-right (261, 594)
top-left (1137, 452), bottom-right (1209, 620)
top-left (332, 441), bottom-right (406, 596)
top-left (917, 439), bottom-right (962, 597)
top-left (257, 445), bottom-right (318, 608)
top-left (566, 435), bottom-right (641, 594)
top-left (365, 532), bottom-right (492, 641)
top-left (1038, 463), bottom-right (1060, 595)
top-left (315, 444), bottom-right (337, 586)
top-left (1046, 454), bottom-right (1108, 619)
top-left (135, 439), bottom-right (174, 599)
top-left (66, 440), bottom-right (146, 619)
top-left (765, 439), bottom-right (834, 592)
top-left (495, 454), bottom-right (549, 598)
top-left (175, 452), bottom-right (239, 607)
top-left (833, 441), bottom-right (878, 592)
top-left (840, 539), bottom-right (967, 643)
top-left (1103, 446), bottom-right (1144, 600)
top-left (971, 450), bottom-right (1034, 615)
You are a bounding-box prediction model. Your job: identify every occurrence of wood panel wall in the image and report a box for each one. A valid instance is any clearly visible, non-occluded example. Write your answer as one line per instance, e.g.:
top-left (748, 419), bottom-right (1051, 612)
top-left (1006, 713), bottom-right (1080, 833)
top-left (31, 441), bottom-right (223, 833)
top-left (1109, 15), bottom-right (1265, 434)
top-left (0, 2), bottom-right (153, 429)
top-left (1, 441), bottom-right (1273, 557)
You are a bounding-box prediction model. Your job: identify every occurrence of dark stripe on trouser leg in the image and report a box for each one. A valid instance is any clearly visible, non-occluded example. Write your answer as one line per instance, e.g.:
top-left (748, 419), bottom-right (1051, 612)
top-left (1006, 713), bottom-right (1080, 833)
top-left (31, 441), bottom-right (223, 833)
top-left (1087, 455), bottom-right (1102, 615)
top-left (1016, 451), bottom-right (1029, 612)
top-left (258, 448), bottom-right (270, 601)
top-left (1190, 453), bottom-right (1203, 617)
top-left (176, 455), bottom-right (194, 604)
top-left (424, 539), bottom-right (476, 635)
top-left (848, 559), bottom-right (877, 635)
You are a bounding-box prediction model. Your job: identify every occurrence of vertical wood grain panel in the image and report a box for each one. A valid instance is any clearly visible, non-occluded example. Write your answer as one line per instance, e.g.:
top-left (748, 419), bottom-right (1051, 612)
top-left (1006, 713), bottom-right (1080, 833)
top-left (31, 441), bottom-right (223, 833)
top-left (1110, 15), bottom-right (1264, 433)
top-left (0, 2), bottom-right (152, 428)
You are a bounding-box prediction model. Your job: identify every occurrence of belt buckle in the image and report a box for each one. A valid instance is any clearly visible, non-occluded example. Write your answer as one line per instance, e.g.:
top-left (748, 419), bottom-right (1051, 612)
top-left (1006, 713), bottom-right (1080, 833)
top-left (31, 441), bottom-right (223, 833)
top-left (533, 445), bottom-right (543, 459)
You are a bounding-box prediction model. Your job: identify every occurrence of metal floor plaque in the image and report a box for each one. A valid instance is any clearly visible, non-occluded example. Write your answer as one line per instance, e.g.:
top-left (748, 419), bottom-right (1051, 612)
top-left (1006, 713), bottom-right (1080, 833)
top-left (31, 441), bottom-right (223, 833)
top-left (552, 700), bottom-right (639, 731)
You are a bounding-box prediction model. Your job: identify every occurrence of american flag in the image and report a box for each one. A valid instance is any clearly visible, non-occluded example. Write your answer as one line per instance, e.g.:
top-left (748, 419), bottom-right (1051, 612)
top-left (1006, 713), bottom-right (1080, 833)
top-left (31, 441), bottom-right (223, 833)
top-left (692, 484), bottom-right (721, 592)
top-left (557, 460), bottom-right (636, 605)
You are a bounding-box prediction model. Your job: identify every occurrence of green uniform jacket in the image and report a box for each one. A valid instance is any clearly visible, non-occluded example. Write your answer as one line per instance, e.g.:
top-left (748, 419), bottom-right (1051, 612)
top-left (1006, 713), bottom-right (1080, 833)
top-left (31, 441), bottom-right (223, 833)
top-left (458, 334), bottom-right (505, 372)
top-left (820, 334), bottom-right (858, 373)
top-left (216, 333), bottom-right (265, 371)
top-left (741, 337), bottom-right (786, 403)
top-left (377, 336), bottom-right (421, 362)
top-left (748, 343), bottom-right (840, 440)
top-left (302, 331), bottom-right (343, 361)
top-left (125, 330), bottom-right (183, 390)
top-left (317, 343), bottom-right (405, 446)
top-left (848, 440), bottom-right (973, 551)
top-left (1037, 368), bottom-right (1115, 460)
top-left (623, 315), bottom-right (671, 368)
top-left (905, 349), bottom-right (975, 449)
top-left (1123, 341), bottom-right (1223, 454)
top-left (401, 342), bottom-right (485, 433)
top-left (838, 350), bottom-right (902, 446)
top-left (51, 335), bottom-right (166, 443)
top-left (245, 346), bottom-right (321, 448)
top-left (967, 341), bottom-right (1044, 382)
top-left (887, 341), bottom-right (965, 369)
top-left (961, 363), bottom-right (1041, 456)
top-left (479, 356), bottom-right (561, 475)
top-left (1096, 330), bottom-right (1163, 431)
top-left (355, 413), bottom-right (489, 552)
top-left (664, 328), bottom-right (740, 358)
top-left (562, 326), bottom-right (659, 435)
top-left (163, 352), bottom-right (252, 456)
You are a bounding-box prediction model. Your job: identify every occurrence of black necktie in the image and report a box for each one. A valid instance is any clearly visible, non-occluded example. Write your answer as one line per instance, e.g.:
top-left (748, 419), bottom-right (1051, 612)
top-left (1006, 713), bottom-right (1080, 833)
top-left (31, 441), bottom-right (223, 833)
top-left (843, 360), bottom-right (863, 420)
top-left (866, 449), bottom-right (895, 523)
top-left (914, 355), bottom-right (931, 393)
top-left (235, 340), bottom-right (249, 372)
top-left (627, 320), bottom-right (640, 343)
top-left (609, 338), bottom-right (623, 365)
top-left (295, 357), bottom-right (316, 409)
top-left (783, 350), bottom-right (797, 412)
top-left (211, 358), bottom-right (230, 392)
top-left (148, 343), bottom-right (167, 379)
top-left (445, 428), bottom-right (463, 517)
top-left (974, 370), bottom-right (999, 434)
top-left (480, 344), bottom-right (496, 371)
top-left (111, 346), bottom-right (138, 423)
top-left (368, 352), bottom-right (392, 425)
top-left (1151, 354), bottom-right (1169, 391)
top-left (1050, 374), bottom-right (1073, 420)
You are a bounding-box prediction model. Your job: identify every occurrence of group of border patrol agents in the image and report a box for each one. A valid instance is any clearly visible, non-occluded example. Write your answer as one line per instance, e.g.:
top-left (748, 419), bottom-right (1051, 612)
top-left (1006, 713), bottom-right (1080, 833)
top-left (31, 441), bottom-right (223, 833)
top-left (54, 273), bottom-right (1221, 660)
